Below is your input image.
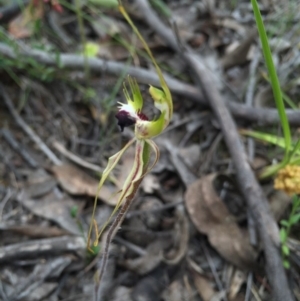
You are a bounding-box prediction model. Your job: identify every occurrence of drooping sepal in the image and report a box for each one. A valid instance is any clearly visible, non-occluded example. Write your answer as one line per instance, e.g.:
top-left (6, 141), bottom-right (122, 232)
top-left (87, 138), bottom-right (135, 249)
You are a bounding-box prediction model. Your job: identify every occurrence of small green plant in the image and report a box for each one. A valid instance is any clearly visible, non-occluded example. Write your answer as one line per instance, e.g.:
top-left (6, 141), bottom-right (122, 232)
top-left (250, 0), bottom-right (300, 270)
top-left (280, 195), bottom-right (300, 269)
top-left (70, 205), bottom-right (101, 260)
top-left (248, 0), bottom-right (300, 178)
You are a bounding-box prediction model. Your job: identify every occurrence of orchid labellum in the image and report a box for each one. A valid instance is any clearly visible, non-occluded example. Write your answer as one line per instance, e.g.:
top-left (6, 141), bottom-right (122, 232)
top-left (87, 3), bottom-right (173, 298)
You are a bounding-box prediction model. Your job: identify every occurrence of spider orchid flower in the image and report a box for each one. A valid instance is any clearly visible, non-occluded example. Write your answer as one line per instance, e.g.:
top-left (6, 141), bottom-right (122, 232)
top-left (87, 2), bottom-right (173, 270)
top-left (116, 76), bottom-right (171, 139)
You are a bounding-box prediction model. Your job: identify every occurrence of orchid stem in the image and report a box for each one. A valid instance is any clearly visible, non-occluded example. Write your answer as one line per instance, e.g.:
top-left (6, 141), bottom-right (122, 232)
top-left (94, 141), bottom-right (150, 301)
top-left (94, 195), bottom-right (132, 301)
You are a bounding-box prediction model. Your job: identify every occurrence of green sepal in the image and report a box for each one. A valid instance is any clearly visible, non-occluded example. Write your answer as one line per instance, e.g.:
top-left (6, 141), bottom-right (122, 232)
top-left (87, 138), bottom-right (135, 248)
top-left (96, 139), bottom-right (146, 241)
top-left (119, 3), bottom-right (173, 123)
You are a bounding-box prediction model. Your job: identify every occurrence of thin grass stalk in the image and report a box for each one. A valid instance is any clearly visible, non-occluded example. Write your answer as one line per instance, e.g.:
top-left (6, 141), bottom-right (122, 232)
top-left (251, 0), bottom-right (291, 162)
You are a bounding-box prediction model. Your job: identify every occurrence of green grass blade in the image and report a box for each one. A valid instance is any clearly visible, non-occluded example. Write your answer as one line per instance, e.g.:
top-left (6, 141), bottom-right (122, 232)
top-left (240, 129), bottom-right (300, 155)
top-left (251, 0), bottom-right (291, 162)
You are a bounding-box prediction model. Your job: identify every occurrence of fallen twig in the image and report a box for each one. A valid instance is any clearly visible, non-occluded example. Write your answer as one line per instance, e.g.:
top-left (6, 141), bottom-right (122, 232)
top-left (1, 128), bottom-right (38, 169)
top-left (52, 140), bottom-right (103, 173)
top-left (8, 257), bottom-right (71, 301)
top-left (0, 42), bottom-right (300, 125)
top-left (0, 84), bottom-right (61, 166)
top-left (134, 0), bottom-right (294, 300)
top-left (0, 236), bottom-right (85, 263)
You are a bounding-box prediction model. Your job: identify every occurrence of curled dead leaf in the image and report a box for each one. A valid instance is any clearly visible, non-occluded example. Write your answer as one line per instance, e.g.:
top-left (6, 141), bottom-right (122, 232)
top-left (185, 174), bottom-right (257, 270)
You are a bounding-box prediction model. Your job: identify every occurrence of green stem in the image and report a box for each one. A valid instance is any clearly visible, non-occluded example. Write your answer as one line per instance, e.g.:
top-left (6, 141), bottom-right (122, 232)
top-left (75, 0), bottom-right (90, 81)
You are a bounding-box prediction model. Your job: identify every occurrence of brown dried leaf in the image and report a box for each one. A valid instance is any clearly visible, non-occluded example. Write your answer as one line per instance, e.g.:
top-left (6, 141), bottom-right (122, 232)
top-left (193, 273), bottom-right (216, 301)
top-left (9, 3), bottom-right (44, 39)
top-left (141, 174), bottom-right (160, 194)
top-left (269, 190), bottom-right (291, 221)
top-left (185, 174), bottom-right (257, 269)
top-left (50, 164), bottom-right (116, 206)
top-left (0, 225), bottom-right (67, 238)
top-left (162, 279), bottom-right (191, 301)
top-left (221, 29), bottom-right (257, 70)
top-left (18, 189), bottom-right (82, 235)
top-left (122, 240), bottom-right (163, 275)
top-left (228, 269), bottom-right (246, 300)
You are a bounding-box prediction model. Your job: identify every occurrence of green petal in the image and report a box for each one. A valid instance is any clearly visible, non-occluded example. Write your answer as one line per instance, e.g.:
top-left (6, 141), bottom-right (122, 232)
top-left (149, 85), bottom-right (171, 125)
top-left (123, 76), bottom-right (143, 112)
top-left (119, 4), bottom-right (173, 124)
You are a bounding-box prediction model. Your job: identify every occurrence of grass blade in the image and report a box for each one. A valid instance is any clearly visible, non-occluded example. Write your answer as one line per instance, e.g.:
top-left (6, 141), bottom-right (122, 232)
top-left (251, 0), bottom-right (291, 162)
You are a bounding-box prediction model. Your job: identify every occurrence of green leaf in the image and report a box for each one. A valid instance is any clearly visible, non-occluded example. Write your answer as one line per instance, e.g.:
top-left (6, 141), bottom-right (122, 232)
top-left (282, 244), bottom-right (290, 256)
top-left (88, 0), bottom-right (118, 8)
top-left (150, 0), bottom-right (171, 18)
top-left (283, 259), bottom-right (290, 269)
top-left (280, 228), bottom-right (287, 242)
top-left (292, 195), bottom-right (300, 208)
top-left (280, 220), bottom-right (289, 227)
top-left (290, 213), bottom-right (300, 226)
top-left (87, 243), bottom-right (101, 257)
top-left (240, 129), bottom-right (299, 154)
top-left (70, 205), bottom-right (78, 218)
top-left (251, 0), bottom-right (291, 163)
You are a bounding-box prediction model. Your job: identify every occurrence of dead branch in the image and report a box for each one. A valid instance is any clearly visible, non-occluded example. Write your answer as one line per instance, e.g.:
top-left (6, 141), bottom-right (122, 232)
top-left (8, 257), bottom-right (71, 301)
top-left (0, 84), bottom-right (61, 165)
top-left (0, 42), bottom-right (300, 125)
top-left (133, 0), bottom-right (295, 300)
top-left (1, 128), bottom-right (38, 169)
top-left (0, 236), bottom-right (85, 263)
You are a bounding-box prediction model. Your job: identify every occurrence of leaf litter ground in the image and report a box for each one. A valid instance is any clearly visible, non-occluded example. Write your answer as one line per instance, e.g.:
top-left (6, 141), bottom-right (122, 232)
top-left (0, 0), bottom-right (300, 300)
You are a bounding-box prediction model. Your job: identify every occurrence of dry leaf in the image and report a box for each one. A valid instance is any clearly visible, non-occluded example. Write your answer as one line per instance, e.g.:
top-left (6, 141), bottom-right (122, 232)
top-left (50, 164), bottom-right (116, 205)
top-left (9, 2), bottom-right (44, 39)
top-left (269, 190), bottom-right (291, 221)
top-left (221, 29), bottom-right (257, 70)
top-left (228, 269), bottom-right (246, 300)
top-left (122, 240), bottom-right (163, 275)
top-left (51, 149), bottom-right (137, 206)
top-left (141, 174), bottom-right (160, 194)
top-left (193, 272), bottom-right (216, 301)
top-left (185, 174), bottom-right (257, 269)
top-left (18, 189), bottom-right (82, 235)
top-left (162, 279), bottom-right (191, 301)
top-left (0, 225), bottom-right (67, 238)
top-left (111, 286), bottom-right (132, 301)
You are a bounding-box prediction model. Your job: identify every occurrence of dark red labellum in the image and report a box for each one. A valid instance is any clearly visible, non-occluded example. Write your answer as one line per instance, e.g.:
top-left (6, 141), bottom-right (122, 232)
top-left (137, 111), bottom-right (149, 121)
top-left (115, 111), bottom-right (136, 132)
